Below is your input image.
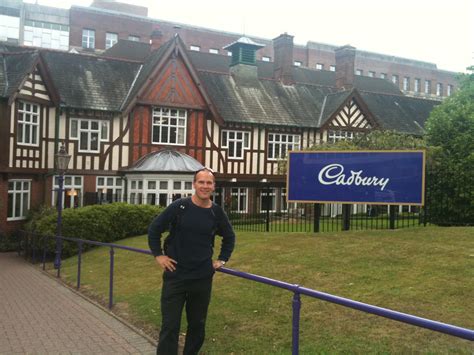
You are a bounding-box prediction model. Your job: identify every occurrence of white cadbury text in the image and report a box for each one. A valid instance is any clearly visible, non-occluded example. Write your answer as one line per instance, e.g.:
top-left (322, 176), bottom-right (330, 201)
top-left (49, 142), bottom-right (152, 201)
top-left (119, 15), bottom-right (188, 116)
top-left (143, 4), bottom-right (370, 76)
top-left (318, 164), bottom-right (390, 191)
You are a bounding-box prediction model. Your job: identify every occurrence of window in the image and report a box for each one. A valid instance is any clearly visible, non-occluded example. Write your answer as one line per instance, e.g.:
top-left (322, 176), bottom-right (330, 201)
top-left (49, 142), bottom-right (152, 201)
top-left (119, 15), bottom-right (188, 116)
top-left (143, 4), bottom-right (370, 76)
top-left (128, 35), bottom-right (140, 42)
top-left (222, 130), bottom-right (250, 159)
top-left (262, 56), bottom-right (271, 62)
top-left (105, 32), bottom-right (118, 49)
top-left (129, 179), bottom-right (144, 204)
top-left (436, 83), bottom-right (443, 97)
top-left (327, 130), bottom-right (354, 144)
top-left (227, 51), bottom-right (232, 56)
top-left (424, 80), bottom-right (431, 94)
top-left (209, 48), bottom-right (218, 54)
top-left (260, 187), bottom-right (276, 212)
top-left (0, 13), bottom-right (20, 43)
top-left (82, 29), bottom-right (95, 49)
top-left (53, 175), bottom-right (82, 209)
top-left (128, 177), bottom-right (193, 206)
top-left (152, 107), bottom-right (187, 145)
top-left (355, 69), bottom-right (363, 76)
top-left (380, 73), bottom-right (387, 79)
top-left (403, 77), bottom-right (410, 91)
top-left (414, 78), bottom-right (421, 93)
top-left (8, 180), bottom-right (30, 220)
top-left (447, 84), bottom-right (453, 96)
top-left (70, 118), bottom-right (108, 152)
top-left (17, 101), bottom-right (40, 146)
top-left (190, 45), bottom-right (200, 51)
top-left (231, 188), bottom-right (248, 213)
top-left (316, 63), bottom-right (324, 70)
top-left (329, 65), bottom-right (336, 72)
top-left (97, 176), bottom-right (124, 203)
top-left (23, 20), bottom-right (69, 50)
top-left (268, 133), bottom-right (300, 160)
top-left (294, 61), bottom-right (302, 66)
top-left (368, 71), bottom-right (375, 77)
top-left (391, 75), bottom-right (399, 85)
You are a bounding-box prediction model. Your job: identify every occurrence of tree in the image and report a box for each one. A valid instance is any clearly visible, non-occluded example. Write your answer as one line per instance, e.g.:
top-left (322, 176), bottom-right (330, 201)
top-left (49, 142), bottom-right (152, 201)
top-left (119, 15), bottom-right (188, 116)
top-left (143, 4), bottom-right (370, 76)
top-left (424, 67), bottom-right (474, 225)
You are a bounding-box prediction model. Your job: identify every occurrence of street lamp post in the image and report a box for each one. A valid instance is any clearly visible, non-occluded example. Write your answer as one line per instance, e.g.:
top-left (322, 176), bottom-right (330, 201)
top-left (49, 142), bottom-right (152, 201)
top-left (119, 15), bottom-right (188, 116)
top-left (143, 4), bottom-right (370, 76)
top-left (54, 144), bottom-right (71, 274)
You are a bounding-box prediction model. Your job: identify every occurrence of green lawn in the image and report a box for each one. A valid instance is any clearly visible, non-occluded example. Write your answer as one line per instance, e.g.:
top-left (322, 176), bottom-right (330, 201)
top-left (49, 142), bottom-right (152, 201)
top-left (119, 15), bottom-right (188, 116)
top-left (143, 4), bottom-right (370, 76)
top-left (55, 226), bottom-right (473, 354)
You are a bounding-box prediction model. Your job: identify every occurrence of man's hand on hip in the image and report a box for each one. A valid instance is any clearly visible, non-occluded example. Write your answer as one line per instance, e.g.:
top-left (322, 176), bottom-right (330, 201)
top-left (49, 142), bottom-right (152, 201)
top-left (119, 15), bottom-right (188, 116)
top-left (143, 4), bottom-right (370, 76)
top-left (155, 255), bottom-right (177, 272)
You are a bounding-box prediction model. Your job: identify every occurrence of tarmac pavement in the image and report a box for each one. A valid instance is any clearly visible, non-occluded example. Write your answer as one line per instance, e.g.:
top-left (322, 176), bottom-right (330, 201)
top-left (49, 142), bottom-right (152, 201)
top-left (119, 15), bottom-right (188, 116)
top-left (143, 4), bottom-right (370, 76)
top-left (0, 252), bottom-right (156, 354)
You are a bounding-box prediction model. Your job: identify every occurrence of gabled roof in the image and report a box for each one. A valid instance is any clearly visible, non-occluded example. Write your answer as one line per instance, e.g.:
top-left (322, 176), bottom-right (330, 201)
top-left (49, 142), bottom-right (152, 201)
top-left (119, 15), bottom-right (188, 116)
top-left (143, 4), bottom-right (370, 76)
top-left (359, 92), bottom-right (439, 135)
top-left (41, 50), bottom-right (141, 111)
top-left (0, 51), bottom-right (39, 98)
top-left (119, 38), bottom-right (173, 113)
top-left (317, 91), bottom-right (352, 126)
top-left (197, 70), bottom-right (337, 127)
top-left (120, 35), bottom-right (222, 122)
top-left (0, 40), bottom-right (439, 136)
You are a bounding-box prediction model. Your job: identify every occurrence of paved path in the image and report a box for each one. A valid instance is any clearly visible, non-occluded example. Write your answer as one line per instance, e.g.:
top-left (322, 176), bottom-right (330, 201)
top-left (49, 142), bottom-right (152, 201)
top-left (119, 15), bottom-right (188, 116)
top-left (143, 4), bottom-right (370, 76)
top-left (0, 252), bottom-right (156, 354)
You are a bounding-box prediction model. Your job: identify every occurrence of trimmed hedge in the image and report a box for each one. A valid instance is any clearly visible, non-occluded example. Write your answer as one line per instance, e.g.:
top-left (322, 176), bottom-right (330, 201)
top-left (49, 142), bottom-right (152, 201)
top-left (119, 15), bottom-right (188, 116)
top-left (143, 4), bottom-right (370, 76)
top-left (24, 203), bottom-right (163, 258)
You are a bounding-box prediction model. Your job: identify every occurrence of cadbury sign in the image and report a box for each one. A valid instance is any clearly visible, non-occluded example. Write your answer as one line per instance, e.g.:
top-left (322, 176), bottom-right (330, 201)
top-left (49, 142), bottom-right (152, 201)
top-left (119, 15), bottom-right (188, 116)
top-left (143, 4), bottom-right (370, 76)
top-left (287, 151), bottom-right (425, 205)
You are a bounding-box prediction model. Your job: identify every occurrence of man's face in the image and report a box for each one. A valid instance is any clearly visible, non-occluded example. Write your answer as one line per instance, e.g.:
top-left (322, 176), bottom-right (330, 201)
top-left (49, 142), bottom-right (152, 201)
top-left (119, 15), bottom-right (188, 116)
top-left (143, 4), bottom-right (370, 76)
top-left (193, 170), bottom-right (215, 201)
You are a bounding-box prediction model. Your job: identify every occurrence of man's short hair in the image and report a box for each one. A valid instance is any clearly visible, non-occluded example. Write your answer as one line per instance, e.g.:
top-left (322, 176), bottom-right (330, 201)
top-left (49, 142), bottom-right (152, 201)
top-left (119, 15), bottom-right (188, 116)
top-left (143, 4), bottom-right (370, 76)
top-left (194, 167), bottom-right (215, 182)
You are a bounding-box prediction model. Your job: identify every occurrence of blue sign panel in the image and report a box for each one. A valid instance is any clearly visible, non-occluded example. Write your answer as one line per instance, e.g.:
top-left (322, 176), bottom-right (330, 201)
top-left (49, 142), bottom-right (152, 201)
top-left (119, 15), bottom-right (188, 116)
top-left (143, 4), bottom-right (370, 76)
top-left (287, 151), bottom-right (425, 205)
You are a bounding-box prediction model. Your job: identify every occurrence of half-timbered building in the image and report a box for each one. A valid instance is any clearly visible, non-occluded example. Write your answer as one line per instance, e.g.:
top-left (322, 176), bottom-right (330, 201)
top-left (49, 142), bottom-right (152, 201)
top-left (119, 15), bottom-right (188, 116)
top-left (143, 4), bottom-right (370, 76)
top-left (0, 33), bottom-right (440, 235)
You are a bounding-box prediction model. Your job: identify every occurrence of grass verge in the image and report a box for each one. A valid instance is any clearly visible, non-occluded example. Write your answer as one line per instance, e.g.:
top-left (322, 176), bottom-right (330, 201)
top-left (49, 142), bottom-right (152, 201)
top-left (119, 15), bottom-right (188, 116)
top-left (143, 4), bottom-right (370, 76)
top-left (54, 226), bottom-right (473, 354)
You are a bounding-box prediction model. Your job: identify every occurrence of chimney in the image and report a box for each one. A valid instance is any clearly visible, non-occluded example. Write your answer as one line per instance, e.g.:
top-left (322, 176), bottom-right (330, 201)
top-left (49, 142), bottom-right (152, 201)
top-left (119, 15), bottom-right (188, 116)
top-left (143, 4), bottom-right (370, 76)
top-left (150, 30), bottom-right (164, 51)
top-left (335, 45), bottom-right (356, 90)
top-left (273, 33), bottom-right (294, 85)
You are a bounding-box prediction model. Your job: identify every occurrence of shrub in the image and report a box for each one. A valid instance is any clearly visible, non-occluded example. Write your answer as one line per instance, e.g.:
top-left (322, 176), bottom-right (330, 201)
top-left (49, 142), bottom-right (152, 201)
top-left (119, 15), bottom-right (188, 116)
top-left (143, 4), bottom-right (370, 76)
top-left (0, 231), bottom-right (20, 252)
top-left (24, 203), bottom-right (163, 258)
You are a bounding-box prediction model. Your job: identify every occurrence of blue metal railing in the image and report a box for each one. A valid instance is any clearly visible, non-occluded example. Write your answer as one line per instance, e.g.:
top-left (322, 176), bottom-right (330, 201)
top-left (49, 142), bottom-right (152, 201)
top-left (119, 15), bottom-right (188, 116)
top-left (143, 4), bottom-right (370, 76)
top-left (21, 232), bottom-right (474, 354)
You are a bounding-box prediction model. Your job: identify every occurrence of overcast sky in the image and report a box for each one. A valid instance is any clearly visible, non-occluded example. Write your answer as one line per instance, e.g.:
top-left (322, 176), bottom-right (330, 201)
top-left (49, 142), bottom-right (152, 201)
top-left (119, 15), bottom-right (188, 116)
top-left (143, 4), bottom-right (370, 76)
top-left (25, 0), bottom-right (473, 73)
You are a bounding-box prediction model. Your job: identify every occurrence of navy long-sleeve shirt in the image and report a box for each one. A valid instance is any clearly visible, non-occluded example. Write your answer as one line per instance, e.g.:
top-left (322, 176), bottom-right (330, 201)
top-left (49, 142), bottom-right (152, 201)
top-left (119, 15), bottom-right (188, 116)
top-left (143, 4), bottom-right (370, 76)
top-left (148, 198), bottom-right (235, 279)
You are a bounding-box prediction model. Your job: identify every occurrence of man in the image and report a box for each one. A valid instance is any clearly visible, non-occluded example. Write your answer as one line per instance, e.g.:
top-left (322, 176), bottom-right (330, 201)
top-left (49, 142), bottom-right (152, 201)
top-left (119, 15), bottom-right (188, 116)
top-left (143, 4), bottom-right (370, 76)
top-left (148, 168), bottom-right (235, 355)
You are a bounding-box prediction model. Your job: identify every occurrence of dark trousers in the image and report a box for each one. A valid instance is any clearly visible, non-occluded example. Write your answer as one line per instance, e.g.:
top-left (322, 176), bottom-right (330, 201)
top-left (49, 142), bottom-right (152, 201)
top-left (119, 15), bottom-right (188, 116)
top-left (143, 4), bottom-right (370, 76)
top-left (157, 276), bottom-right (213, 355)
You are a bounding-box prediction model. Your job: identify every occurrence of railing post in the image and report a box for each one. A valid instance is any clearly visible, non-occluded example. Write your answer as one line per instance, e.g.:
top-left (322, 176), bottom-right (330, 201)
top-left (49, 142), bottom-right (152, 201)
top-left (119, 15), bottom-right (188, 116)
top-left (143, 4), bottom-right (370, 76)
top-left (109, 246), bottom-right (115, 309)
top-left (266, 184), bottom-right (270, 232)
top-left (32, 234), bottom-right (37, 263)
top-left (342, 204), bottom-right (351, 231)
top-left (313, 203), bottom-right (320, 233)
top-left (77, 241), bottom-right (83, 290)
top-left (389, 205), bottom-right (396, 229)
top-left (42, 235), bottom-right (47, 271)
top-left (292, 288), bottom-right (301, 355)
